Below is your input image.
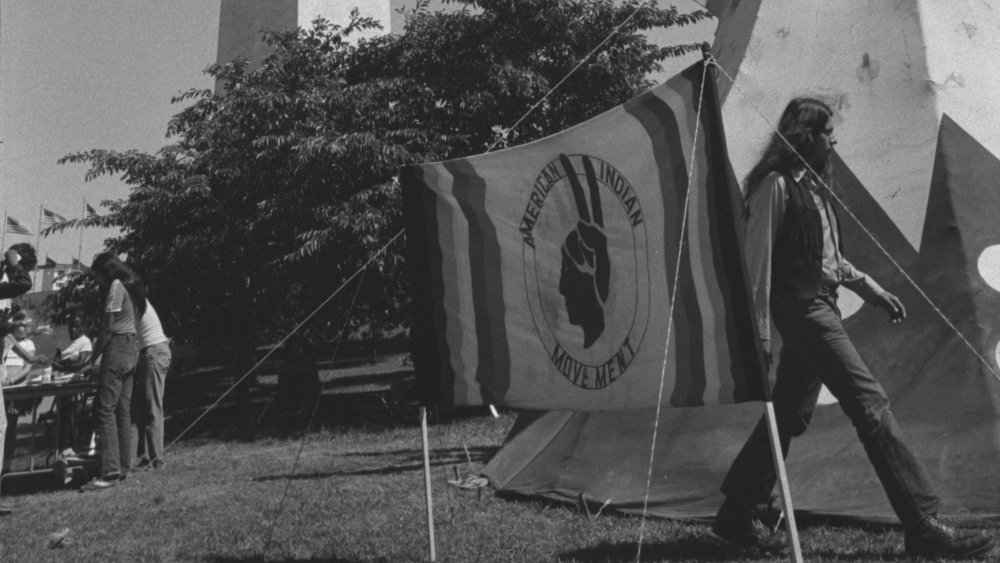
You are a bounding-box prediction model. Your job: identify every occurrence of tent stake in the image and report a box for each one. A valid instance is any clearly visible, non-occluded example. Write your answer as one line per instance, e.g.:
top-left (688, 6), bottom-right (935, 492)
top-left (764, 401), bottom-right (803, 562)
top-left (420, 406), bottom-right (437, 561)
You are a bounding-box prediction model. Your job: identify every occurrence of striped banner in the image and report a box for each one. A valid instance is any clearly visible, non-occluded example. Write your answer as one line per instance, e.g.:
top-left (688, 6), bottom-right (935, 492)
top-left (5, 216), bottom-right (33, 236)
top-left (402, 61), bottom-right (766, 410)
top-left (42, 207), bottom-right (68, 227)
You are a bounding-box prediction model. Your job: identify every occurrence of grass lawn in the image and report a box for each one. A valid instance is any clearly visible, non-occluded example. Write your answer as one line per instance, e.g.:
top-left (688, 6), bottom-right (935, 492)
top-left (0, 364), bottom-right (995, 562)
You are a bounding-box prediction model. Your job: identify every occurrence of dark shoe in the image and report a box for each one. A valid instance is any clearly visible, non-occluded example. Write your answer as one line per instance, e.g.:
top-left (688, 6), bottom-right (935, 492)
top-left (79, 478), bottom-right (117, 492)
top-left (135, 457), bottom-right (151, 470)
top-left (713, 497), bottom-right (788, 554)
top-left (905, 514), bottom-right (995, 560)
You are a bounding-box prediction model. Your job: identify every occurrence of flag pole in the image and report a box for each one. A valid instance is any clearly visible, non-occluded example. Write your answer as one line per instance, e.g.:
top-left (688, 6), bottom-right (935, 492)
top-left (1, 211), bottom-right (7, 252)
top-left (34, 204), bottom-right (43, 289)
top-left (77, 199), bottom-right (86, 269)
top-left (764, 399), bottom-right (803, 561)
top-left (420, 406), bottom-right (437, 561)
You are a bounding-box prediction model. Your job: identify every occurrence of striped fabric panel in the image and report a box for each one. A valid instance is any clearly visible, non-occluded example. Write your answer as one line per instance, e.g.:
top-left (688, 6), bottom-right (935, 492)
top-left (444, 159), bottom-right (511, 404)
top-left (625, 64), bottom-right (763, 406)
top-left (402, 59), bottom-right (765, 409)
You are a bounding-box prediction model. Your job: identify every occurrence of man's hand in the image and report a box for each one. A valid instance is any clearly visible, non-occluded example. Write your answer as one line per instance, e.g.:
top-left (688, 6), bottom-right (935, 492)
top-left (761, 338), bottom-right (773, 368)
top-left (873, 290), bottom-right (906, 324)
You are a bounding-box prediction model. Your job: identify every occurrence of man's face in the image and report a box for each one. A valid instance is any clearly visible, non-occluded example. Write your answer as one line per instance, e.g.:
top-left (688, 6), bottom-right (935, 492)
top-left (12, 325), bottom-right (28, 340)
top-left (807, 124), bottom-right (836, 170)
top-left (68, 322), bottom-right (83, 340)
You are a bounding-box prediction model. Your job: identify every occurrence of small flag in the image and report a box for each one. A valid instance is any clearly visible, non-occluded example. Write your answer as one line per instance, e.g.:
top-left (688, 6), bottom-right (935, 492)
top-left (5, 216), bottom-right (33, 236)
top-left (44, 257), bottom-right (57, 268)
top-left (41, 208), bottom-right (68, 227)
top-left (85, 204), bottom-right (100, 218)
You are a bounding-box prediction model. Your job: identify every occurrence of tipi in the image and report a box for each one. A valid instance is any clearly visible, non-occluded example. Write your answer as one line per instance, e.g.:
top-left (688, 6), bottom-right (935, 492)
top-left (483, 0), bottom-right (1000, 522)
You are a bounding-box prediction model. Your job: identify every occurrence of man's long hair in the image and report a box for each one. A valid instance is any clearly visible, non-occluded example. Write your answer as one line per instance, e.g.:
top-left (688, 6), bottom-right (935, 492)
top-left (90, 253), bottom-right (147, 318)
top-left (744, 97), bottom-right (835, 203)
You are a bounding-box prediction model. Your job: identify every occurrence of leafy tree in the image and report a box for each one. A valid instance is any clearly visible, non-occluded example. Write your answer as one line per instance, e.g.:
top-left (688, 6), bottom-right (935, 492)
top-left (47, 0), bottom-right (710, 366)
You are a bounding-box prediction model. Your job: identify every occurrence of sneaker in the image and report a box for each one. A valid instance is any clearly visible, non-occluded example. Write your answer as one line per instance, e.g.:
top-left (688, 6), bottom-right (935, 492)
top-left (712, 497), bottom-right (788, 554)
top-left (135, 457), bottom-right (151, 470)
top-left (905, 514), bottom-right (995, 560)
top-left (79, 478), bottom-right (117, 492)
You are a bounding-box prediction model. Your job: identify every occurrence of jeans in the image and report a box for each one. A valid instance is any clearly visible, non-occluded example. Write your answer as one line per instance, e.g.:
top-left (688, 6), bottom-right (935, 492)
top-left (721, 287), bottom-right (940, 528)
top-left (0, 374), bottom-right (6, 475)
top-left (96, 333), bottom-right (138, 478)
top-left (133, 342), bottom-right (170, 464)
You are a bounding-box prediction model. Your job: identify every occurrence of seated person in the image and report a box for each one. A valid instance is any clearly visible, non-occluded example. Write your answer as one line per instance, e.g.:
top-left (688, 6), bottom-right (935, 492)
top-left (2, 311), bottom-right (50, 385)
top-left (52, 316), bottom-right (97, 458)
top-left (2, 311), bottom-right (49, 472)
top-left (52, 316), bottom-right (94, 377)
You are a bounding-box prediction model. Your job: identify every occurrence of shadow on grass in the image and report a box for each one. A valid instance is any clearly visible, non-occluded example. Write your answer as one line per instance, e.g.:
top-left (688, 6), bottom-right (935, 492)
top-left (164, 379), bottom-right (494, 445)
top-left (206, 556), bottom-right (371, 563)
top-left (252, 445), bottom-right (497, 481)
top-left (558, 538), bottom-right (909, 562)
top-left (558, 538), bottom-right (761, 562)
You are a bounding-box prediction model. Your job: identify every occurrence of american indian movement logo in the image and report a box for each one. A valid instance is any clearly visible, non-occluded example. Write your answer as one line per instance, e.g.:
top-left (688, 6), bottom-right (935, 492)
top-left (521, 153), bottom-right (650, 390)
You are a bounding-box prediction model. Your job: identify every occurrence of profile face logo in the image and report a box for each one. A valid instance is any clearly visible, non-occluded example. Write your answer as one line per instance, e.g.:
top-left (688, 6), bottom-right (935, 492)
top-left (521, 153), bottom-right (650, 390)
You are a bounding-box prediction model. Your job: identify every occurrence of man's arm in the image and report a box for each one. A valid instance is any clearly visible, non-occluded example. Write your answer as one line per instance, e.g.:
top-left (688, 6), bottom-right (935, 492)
top-left (840, 260), bottom-right (906, 323)
top-left (744, 173), bottom-right (787, 357)
top-left (86, 313), bottom-right (114, 369)
top-left (54, 350), bottom-right (91, 372)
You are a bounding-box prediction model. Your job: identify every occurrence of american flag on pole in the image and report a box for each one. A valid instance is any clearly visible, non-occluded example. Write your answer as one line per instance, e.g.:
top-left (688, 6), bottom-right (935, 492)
top-left (42, 208), bottom-right (67, 227)
top-left (86, 204), bottom-right (100, 218)
top-left (5, 216), bottom-right (33, 236)
top-left (401, 61), bottom-right (766, 410)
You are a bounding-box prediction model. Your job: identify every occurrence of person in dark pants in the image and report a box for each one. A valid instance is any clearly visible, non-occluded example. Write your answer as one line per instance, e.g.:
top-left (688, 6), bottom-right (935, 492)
top-left (79, 254), bottom-right (144, 492)
top-left (712, 97), bottom-right (995, 559)
top-left (0, 244), bottom-right (37, 515)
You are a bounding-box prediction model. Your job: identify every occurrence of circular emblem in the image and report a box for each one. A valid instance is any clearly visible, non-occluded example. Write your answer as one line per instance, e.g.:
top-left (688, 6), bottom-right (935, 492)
top-left (521, 153), bottom-right (650, 390)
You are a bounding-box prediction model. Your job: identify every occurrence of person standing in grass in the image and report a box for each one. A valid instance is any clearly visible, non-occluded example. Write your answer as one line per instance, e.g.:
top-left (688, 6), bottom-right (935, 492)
top-left (713, 97), bottom-right (995, 559)
top-left (80, 253), bottom-right (144, 491)
top-left (132, 298), bottom-right (170, 470)
top-left (0, 244), bottom-right (37, 515)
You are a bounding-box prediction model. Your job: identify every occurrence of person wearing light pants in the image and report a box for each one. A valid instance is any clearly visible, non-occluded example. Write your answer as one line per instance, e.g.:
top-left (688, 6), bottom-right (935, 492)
top-left (133, 299), bottom-right (170, 470)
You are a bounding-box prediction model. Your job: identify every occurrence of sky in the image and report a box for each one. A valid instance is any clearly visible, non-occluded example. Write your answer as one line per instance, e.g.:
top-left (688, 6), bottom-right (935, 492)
top-left (0, 1), bottom-right (220, 267)
top-left (0, 0), bottom-right (712, 271)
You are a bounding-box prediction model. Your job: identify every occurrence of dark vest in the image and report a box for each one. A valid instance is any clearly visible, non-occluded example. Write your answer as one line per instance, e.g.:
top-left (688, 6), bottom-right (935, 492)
top-left (771, 174), bottom-right (843, 298)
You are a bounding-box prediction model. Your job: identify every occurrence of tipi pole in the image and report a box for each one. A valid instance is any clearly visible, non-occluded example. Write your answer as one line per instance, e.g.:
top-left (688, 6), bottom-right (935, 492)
top-left (764, 401), bottom-right (803, 562)
top-left (420, 406), bottom-right (437, 561)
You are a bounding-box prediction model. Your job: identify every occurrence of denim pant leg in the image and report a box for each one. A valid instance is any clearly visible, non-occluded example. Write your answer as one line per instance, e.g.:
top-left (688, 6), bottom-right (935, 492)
top-left (770, 290), bottom-right (939, 527)
top-left (721, 336), bottom-right (824, 505)
top-left (96, 333), bottom-right (137, 478)
top-left (134, 343), bottom-right (169, 463)
top-left (132, 357), bottom-right (147, 460)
